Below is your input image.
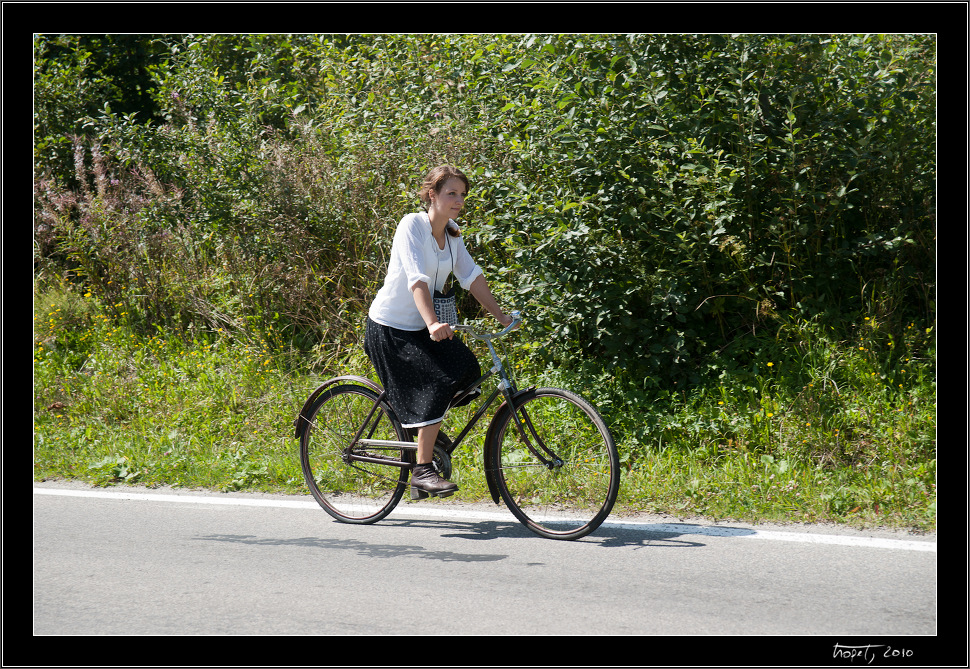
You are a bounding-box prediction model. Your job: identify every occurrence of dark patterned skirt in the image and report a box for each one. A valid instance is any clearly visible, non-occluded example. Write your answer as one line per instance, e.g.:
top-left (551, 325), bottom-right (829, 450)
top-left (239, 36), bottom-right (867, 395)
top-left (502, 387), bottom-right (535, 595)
top-left (364, 317), bottom-right (481, 428)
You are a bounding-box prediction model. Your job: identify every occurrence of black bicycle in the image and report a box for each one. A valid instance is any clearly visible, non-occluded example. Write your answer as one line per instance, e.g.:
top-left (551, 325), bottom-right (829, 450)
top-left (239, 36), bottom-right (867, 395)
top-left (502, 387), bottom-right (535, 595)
top-left (293, 312), bottom-right (620, 540)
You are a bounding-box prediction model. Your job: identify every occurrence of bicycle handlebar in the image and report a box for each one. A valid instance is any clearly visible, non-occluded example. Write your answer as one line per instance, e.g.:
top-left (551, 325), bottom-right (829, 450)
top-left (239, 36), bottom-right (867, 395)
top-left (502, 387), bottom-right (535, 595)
top-left (453, 310), bottom-right (522, 341)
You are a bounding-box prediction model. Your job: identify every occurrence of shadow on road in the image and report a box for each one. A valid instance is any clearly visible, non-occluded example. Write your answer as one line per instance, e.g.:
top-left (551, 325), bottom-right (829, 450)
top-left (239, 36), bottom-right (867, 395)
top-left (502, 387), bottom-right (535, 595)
top-left (193, 518), bottom-right (758, 559)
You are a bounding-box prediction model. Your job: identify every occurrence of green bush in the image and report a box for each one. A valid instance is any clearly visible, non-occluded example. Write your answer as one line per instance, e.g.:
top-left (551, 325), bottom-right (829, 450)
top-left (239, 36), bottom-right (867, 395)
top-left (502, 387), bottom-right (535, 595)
top-left (34, 34), bottom-right (935, 527)
top-left (35, 34), bottom-right (934, 381)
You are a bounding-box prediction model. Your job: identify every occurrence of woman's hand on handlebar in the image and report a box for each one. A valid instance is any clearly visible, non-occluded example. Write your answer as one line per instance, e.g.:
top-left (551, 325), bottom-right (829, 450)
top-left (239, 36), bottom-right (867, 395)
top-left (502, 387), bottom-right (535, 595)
top-left (429, 321), bottom-right (454, 342)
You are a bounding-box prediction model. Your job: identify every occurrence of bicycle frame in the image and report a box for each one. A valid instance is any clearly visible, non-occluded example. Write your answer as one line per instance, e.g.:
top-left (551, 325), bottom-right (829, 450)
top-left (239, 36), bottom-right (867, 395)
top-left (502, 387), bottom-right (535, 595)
top-left (296, 311), bottom-right (620, 540)
top-left (350, 373), bottom-right (502, 465)
top-left (353, 318), bottom-right (522, 460)
top-left (295, 312), bottom-right (565, 493)
top-left (450, 320), bottom-right (565, 470)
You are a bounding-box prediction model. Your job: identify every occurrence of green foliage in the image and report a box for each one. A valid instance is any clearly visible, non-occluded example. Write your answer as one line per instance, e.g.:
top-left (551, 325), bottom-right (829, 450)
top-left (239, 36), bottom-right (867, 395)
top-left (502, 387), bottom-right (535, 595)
top-left (34, 35), bottom-right (935, 387)
top-left (33, 296), bottom-right (314, 492)
top-left (469, 35), bottom-right (935, 397)
top-left (33, 281), bottom-right (936, 530)
top-left (34, 34), bottom-right (935, 528)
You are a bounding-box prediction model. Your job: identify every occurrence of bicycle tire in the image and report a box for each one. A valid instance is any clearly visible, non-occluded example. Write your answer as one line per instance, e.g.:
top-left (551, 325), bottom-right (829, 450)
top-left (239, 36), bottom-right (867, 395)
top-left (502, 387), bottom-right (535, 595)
top-left (487, 387), bottom-right (620, 540)
top-left (299, 384), bottom-right (411, 524)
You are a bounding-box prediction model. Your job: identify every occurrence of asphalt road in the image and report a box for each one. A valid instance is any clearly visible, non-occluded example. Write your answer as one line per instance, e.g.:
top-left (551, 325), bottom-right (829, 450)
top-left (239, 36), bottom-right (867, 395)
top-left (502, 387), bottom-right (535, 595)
top-left (32, 481), bottom-right (938, 655)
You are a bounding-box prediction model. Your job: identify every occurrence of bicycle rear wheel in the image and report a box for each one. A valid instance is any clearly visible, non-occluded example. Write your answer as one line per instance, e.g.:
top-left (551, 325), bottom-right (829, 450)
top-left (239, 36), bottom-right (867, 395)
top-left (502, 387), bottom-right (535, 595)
top-left (488, 387), bottom-right (619, 540)
top-left (299, 384), bottom-right (411, 523)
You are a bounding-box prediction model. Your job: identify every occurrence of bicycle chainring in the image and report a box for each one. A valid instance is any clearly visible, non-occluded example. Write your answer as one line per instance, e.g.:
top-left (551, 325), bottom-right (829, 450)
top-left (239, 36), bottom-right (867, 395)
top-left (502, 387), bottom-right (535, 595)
top-left (432, 444), bottom-right (453, 480)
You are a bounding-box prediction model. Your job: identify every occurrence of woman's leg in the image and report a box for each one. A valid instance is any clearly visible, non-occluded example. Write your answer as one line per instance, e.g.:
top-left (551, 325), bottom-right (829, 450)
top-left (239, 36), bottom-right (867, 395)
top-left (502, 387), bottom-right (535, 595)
top-left (415, 422), bottom-right (441, 464)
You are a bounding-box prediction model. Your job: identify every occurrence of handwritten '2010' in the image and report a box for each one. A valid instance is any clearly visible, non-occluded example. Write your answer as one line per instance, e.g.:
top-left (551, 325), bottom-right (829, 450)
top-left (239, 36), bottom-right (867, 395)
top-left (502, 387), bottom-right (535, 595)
top-left (833, 644), bottom-right (915, 664)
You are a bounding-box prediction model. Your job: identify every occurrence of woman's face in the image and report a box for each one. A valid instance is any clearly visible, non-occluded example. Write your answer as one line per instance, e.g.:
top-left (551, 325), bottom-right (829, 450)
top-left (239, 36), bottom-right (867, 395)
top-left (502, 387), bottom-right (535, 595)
top-left (430, 177), bottom-right (467, 219)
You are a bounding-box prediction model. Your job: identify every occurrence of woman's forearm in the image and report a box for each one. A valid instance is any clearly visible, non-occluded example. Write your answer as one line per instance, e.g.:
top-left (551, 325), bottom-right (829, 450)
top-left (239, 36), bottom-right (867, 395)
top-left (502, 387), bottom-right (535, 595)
top-left (412, 281), bottom-right (455, 340)
top-left (411, 281), bottom-right (440, 327)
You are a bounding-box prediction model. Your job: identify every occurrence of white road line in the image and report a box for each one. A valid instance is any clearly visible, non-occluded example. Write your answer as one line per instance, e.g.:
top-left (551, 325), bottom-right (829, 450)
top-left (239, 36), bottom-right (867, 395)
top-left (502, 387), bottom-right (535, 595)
top-left (34, 486), bottom-right (319, 509)
top-left (33, 487), bottom-right (936, 552)
top-left (603, 520), bottom-right (937, 552)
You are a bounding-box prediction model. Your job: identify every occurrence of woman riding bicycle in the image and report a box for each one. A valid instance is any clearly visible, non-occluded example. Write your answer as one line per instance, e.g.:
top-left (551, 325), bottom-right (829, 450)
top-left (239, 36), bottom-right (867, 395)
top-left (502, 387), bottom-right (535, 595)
top-left (364, 165), bottom-right (514, 499)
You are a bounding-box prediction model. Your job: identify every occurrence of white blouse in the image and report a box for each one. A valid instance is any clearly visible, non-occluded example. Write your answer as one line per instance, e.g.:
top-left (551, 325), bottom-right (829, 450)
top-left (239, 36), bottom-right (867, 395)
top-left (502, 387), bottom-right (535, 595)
top-left (368, 212), bottom-right (483, 331)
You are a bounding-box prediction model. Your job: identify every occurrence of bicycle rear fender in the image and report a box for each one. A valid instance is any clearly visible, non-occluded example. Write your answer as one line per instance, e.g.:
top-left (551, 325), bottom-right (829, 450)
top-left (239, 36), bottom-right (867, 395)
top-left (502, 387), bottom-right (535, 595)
top-left (293, 375), bottom-right (384, 440)
top-left (482, 386), bottom-right (536, 505)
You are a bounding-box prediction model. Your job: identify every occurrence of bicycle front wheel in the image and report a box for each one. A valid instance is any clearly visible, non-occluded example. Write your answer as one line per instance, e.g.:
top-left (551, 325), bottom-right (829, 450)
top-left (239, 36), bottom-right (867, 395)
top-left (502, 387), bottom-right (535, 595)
top-left (488, 387), bottom-right (620, 540)
top-left (299, 384), bottom-right (411, 523)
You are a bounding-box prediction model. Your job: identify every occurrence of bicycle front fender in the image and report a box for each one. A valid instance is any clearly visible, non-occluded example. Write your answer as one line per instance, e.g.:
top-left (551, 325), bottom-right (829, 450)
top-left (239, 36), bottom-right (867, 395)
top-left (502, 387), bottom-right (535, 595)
top-left (482, 386), bottom-right (536, 505)
top-left (293, 375), bottom-right (384, 440)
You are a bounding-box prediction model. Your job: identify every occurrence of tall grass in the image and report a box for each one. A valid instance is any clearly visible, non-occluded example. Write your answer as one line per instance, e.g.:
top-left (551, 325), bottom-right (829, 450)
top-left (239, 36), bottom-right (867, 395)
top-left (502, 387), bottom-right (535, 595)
top-left (34, 280), bottom-right (315, 492)
top-left (33, 281), bottom-right (935, 531)
top-left (601, 315), bottom-right (936, 531)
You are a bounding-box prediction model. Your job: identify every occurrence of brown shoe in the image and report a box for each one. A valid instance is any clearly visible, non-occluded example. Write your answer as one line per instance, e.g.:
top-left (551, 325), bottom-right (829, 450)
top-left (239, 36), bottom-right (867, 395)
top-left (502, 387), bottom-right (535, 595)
top-left (410, 463), bottom-right (458, 500)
